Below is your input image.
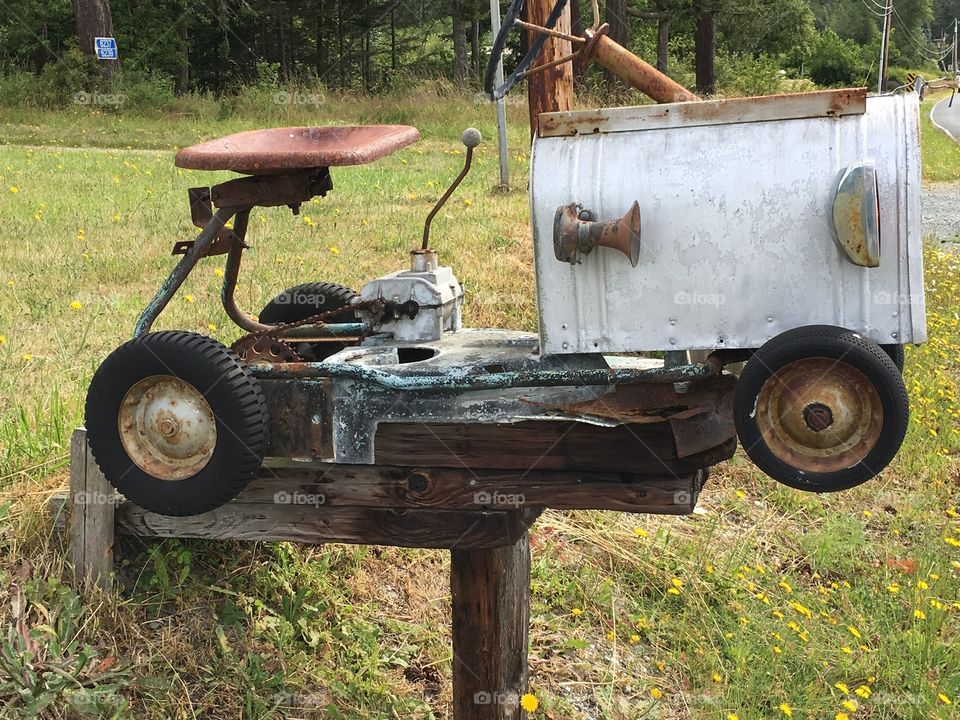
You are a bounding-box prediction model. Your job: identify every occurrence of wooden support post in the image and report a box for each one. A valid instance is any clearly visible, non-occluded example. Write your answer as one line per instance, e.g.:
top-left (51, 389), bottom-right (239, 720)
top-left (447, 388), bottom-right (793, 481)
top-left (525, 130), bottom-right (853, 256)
top-left (525, 0), bottom-right (574, 136)
top-left (68, 428), bottom-right (115, 591)
top-left (450, 533), bottom-right (531, 719)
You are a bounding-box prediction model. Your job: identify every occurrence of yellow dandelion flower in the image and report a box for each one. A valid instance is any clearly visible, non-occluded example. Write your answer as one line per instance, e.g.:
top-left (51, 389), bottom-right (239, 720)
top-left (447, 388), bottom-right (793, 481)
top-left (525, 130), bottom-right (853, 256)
top-left (214, 268), bottom-right (224, 278)
top-left (835, 682), bottom-right (850, 694)
top-left (854, 685), bottom-right (871, 699)
top-left (938, 692), bottom-right (952, 705)
top-left (634, 527), bottom-right (649, 538)
top-left (184, 294), bottom-right (195, 303)
top-left (667, 587), bottom-right (681, 596)
top-left (914, 609), bottom-right (926, 620)
top-left (917, 580), bottom-right (929, 590)
top-left (21, 353), bottom-right (32, 362)
top-left (0, 335), bottom-right (6, 345)
top-left (862, 509), bottom-right (873, 517)
top-left (9, 185), bottom-right (18, 193)
top-left (779, 702), bottom-right (793, 716)
top-left (946, 537), bottom-right (960, 548)
top-left (70, 300), bottom-right (82, 310)
top-left (520, 693), bottom-right (538, 712)
top-left (773, 610), bottom-right (784, 619)
top-left (779, 580), bottom-right (793, 593)
top-left (650, 688), bottom-right (663, 700)
top-left (671, 578), bottom-right (683, 589)
top-left (329, 246), bottom-right (340, 255)
top-left (735, 489), bottom-right (746, 499)
top-left (113, 212), bottom-right (121, 222)
top-left (947, 508), bottom-right (959, 519)
top-left (930, 573), bottom-right (940, 580)
top-left (629, 634), bottom-right (640, 644)
top-left (571, 608), bottom-right (582, 617)
top-left (712, 673), bottom-right (722, 683)
top-left (463, 198), bottom-right (473, 207)
top-left (887, 583), bottom-right (900, 593)
top-left (841, 699), bottom-right (858, 712)
top-left (847, 626), bottom-right (862, 639)
top-left (728, 715), bottom-right (740, 720)
top-left (606, 631), bottom-right (615, 641)
top-left (706, 564), bottom-right (715, 574)
top-left (773, 646), bottom-right (782, 654)
top-left (841, 646), bottom-right (853, 654)
top-left (208, 323), bottom-right (217, 332)
top-left (836, 713), bottom-right (850, 720)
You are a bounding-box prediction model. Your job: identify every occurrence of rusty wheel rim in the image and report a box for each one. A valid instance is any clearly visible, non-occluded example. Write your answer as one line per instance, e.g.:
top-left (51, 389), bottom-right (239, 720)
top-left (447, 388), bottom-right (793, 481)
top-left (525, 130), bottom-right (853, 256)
top-left (118, 375), bottom-right (217, 481)
top-left (755, 358), bottom-right (884, 474)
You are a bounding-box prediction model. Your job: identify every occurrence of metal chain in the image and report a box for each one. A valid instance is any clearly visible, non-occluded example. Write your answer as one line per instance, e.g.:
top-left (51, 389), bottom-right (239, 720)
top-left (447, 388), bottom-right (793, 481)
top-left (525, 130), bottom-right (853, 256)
top-left (251, 298), bottom-right (385, 341)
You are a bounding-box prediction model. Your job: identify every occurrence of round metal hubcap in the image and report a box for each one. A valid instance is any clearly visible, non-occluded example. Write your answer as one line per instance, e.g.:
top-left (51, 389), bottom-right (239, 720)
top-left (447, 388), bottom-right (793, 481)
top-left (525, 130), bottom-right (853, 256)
top-left (756, 358), bottom-right (883, 473)
top-left (118, 375), bottom-right (217, 480)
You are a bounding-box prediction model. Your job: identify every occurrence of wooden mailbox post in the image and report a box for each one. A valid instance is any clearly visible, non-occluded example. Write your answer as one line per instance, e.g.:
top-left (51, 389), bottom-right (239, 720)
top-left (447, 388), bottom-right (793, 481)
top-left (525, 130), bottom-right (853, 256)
top-left (60, 424), bottom-right (718, 719)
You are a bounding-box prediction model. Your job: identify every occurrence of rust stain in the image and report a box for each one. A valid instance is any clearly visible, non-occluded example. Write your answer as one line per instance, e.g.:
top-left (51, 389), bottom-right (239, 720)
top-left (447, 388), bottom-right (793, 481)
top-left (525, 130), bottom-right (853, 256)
top-left (175, 125), bottom-right (421, 175)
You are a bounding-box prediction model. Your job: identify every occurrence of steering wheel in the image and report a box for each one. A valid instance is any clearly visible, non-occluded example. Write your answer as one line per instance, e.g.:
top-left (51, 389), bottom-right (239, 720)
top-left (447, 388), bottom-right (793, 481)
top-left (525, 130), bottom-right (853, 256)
top-left (485, 0), bottom-right (570, 101)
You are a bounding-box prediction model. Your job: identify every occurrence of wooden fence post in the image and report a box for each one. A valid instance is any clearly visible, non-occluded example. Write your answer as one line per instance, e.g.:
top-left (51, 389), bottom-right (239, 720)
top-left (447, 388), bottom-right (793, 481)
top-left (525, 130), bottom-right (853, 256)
top-left (69, 428), bottom-right (115, 591)
top-left (450, 532), bottom-right (532, 719)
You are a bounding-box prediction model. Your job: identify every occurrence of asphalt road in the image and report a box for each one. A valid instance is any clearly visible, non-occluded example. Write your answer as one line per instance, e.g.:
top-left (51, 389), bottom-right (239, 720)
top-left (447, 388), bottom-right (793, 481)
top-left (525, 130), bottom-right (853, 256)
top-left (932, 95), bottom-right (960, 139)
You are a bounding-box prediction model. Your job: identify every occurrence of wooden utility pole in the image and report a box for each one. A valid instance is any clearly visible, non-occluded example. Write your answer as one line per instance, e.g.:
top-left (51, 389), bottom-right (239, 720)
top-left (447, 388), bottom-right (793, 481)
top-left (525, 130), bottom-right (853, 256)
top-left (73, 0), bottom-right (119, 80)
top-left (524, 0), bottom-right (574, 137)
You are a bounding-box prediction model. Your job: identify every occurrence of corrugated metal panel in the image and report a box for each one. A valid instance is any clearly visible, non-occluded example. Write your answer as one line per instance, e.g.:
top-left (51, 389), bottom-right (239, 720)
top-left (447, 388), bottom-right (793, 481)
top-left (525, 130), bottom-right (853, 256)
top-left (531, 94), bottom-right (925, 354)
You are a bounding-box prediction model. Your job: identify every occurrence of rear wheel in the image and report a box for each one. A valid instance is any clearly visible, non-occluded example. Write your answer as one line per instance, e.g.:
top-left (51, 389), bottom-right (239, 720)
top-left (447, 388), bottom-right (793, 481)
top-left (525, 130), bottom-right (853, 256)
top-left (734, 325), bottom-right (909, 492)
top-left (259, 282), bottom-right (359, 324)
top-left (85, 331), bottom-right (268, 516)
top-left (258, 282), bottom-right (360, 361)
top-left (881, 343), bottom-right (905, 372)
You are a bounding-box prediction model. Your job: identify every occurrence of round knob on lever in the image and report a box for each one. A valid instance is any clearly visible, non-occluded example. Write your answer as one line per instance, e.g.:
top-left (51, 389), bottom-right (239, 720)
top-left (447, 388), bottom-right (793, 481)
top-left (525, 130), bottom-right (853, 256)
top-left (462, 128), bottom-right (482, 149)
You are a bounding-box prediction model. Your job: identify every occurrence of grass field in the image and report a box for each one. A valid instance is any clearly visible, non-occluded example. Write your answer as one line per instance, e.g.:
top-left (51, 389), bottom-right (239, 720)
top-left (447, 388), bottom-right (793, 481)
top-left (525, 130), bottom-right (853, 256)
top-left (0, 90), bottom-right (959, 720)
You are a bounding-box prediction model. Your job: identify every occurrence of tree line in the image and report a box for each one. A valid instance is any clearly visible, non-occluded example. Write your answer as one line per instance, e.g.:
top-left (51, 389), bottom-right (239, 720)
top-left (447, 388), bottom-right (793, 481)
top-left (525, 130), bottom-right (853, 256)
top-left (0, 0), bottom-right (953, 98)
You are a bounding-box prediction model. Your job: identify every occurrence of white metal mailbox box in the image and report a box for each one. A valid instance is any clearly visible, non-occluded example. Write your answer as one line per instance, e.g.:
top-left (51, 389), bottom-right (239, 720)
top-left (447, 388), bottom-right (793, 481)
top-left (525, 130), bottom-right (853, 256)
top-left (531, 89), bottom-right (925, 355)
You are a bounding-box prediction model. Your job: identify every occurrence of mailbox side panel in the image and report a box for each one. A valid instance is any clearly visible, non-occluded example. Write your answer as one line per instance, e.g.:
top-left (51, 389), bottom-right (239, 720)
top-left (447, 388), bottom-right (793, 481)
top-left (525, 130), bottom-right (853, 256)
top-left (531, 94), bottom-right (925, 354)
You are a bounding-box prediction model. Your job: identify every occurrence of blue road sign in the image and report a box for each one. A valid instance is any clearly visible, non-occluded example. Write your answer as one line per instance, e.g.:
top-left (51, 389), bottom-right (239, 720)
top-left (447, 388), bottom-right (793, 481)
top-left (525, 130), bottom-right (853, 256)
top-left (94, 37), bottom-right (118, 60)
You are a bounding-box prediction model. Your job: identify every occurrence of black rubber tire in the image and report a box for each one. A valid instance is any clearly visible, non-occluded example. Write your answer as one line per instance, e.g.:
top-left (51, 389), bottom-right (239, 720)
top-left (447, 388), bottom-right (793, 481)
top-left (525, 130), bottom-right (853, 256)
top-left (258, 282), bottom-right (359, 325)
top-left (85, 331), bottom-right (269, 516)
top-left (734, 325), bottom-right (909, 492)
top-left (881, 343), bottom-right (905, 372)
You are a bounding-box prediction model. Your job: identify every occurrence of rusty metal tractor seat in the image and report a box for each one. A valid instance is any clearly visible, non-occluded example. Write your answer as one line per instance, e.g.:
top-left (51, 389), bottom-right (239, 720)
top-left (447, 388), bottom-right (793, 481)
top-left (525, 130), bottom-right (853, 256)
top-left (174, 124), bottom-right (420, 175)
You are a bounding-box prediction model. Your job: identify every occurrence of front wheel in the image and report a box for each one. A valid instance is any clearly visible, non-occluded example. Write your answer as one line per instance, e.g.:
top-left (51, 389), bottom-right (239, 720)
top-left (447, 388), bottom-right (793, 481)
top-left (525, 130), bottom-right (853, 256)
top-left (734, 325), bottom-right (909, 492)
top-left (85, 331), bottom-right (269, 516)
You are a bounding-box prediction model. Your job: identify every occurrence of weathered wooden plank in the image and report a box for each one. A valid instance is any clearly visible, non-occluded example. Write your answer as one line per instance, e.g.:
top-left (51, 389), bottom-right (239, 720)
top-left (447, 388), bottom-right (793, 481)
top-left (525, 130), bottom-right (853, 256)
top-left (539, 87), bottom-right (868, 137)
top-left (68, 428), bottom-right (115, 591)
top-left (451, 533), bottom-right (531, 719)
top-left (244, 465), bottom-right (703, 514)
top-left (52, 491), bottom-right (541, 550)
top-left (374, 421), bottom-right (735, 473)
top-left (260, 378), bottom-right (333, 460)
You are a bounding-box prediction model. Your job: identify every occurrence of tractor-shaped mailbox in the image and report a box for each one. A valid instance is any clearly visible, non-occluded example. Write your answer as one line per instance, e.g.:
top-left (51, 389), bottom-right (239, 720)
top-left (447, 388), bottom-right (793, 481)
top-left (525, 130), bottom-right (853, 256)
top-left (85, 0), bottom-right (922, 516)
